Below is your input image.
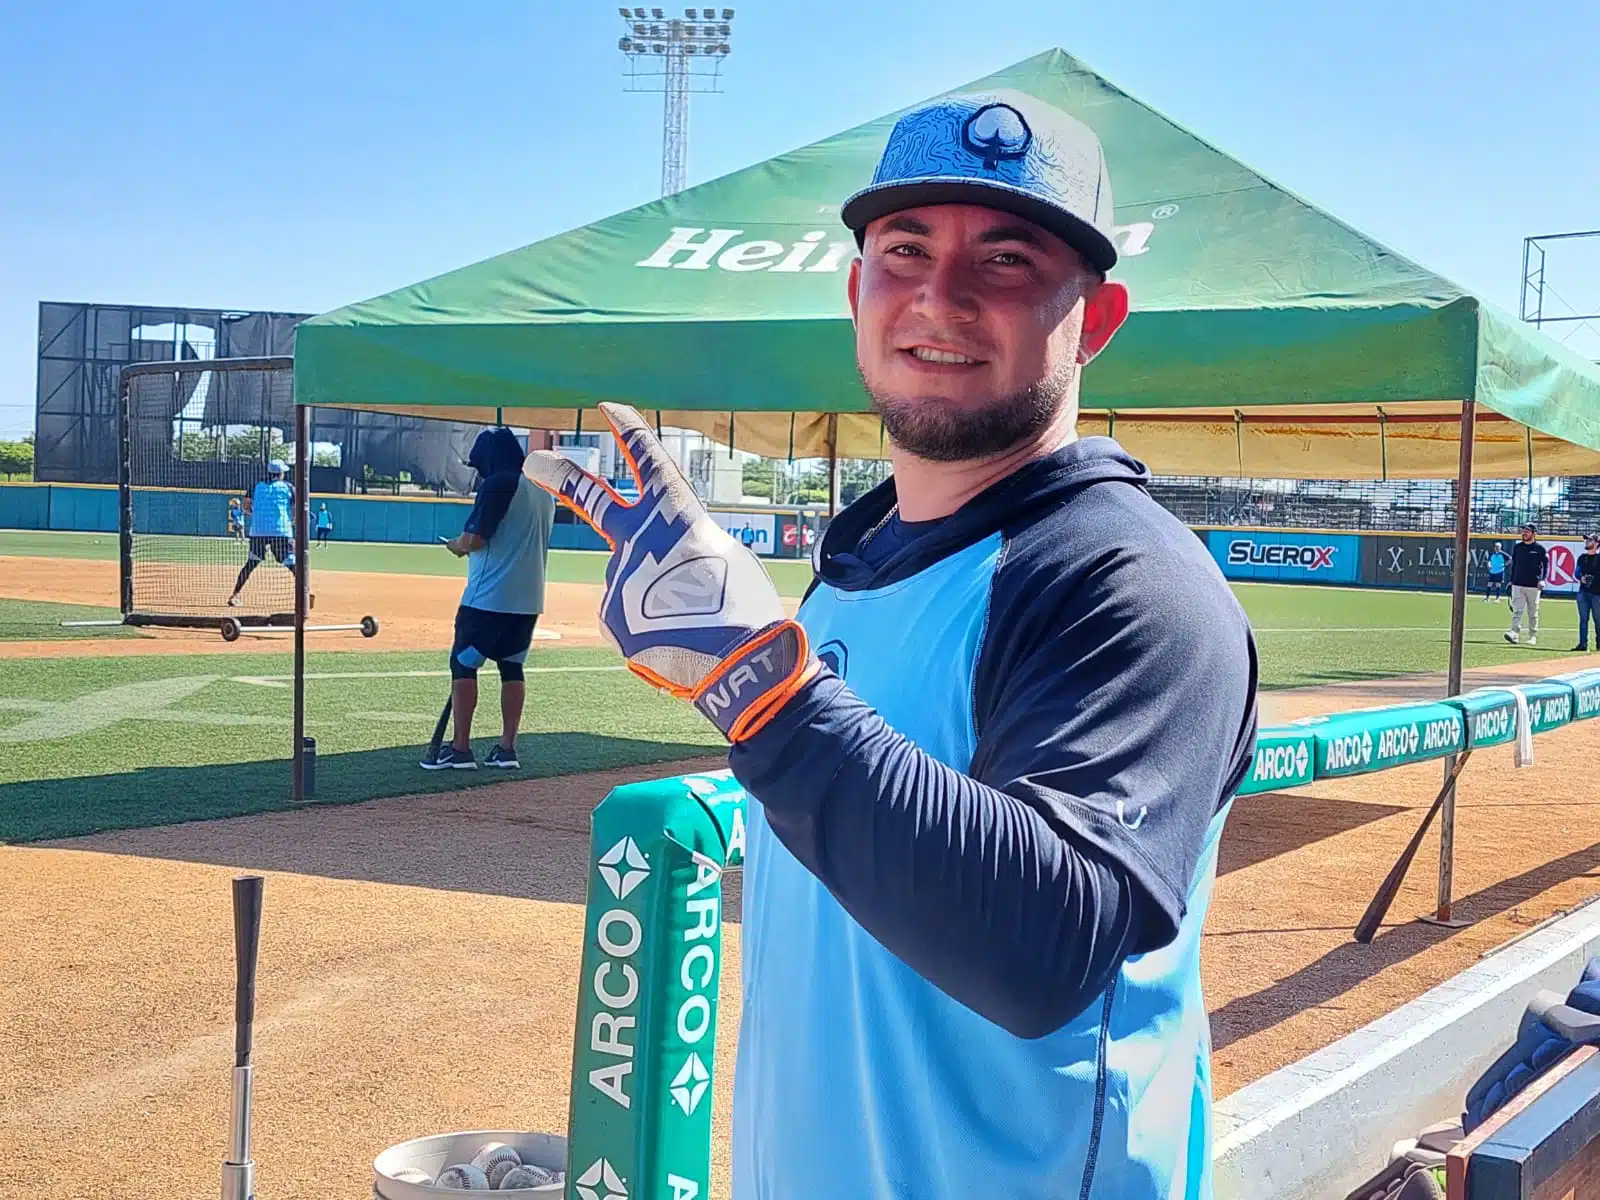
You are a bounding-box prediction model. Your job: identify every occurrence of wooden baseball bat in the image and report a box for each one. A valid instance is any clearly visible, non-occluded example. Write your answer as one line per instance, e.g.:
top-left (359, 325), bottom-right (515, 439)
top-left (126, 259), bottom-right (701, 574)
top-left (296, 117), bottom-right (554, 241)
top-left (1354, 749), bottom-right (1472, 944)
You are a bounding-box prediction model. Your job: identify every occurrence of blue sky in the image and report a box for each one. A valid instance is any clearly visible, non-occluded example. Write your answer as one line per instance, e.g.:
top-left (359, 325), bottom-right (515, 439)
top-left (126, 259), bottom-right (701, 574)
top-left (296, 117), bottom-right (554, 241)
top-left (2, 0), bottom-right (1598, 440)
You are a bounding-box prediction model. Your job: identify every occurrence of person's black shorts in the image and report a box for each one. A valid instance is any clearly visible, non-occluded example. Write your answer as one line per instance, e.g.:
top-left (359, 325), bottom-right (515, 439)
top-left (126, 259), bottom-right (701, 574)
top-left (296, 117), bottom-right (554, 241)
top-left (248, 536), bottom-right (293, 563)
top-left (451, 606), bottom-right (538, 681)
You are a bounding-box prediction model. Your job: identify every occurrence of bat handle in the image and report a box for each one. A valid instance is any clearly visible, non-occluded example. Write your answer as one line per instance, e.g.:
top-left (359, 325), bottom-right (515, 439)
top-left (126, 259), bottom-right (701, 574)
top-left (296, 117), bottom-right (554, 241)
top-left (233, 876), bottom-right (263, 1069)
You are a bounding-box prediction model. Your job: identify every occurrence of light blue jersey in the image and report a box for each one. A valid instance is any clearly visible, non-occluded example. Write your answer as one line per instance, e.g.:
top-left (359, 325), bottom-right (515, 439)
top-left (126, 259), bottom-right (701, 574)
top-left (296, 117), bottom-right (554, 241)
top-left (249, 480), bottom-right (294, 538)
top-left (735, 534), bottom-right (1232, 1200)
top-left (460, 475), bottom-right (555, 615)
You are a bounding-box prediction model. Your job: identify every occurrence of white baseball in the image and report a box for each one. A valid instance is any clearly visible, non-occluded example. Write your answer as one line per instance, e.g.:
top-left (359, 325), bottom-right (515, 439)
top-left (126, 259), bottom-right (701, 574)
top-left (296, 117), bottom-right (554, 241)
top-left (391, 1166), bottom-right (434, 1185)
top-left (497, 1163), bottom-right (559, 1190)
top-left (435, 1163), bottom-right (491, 1190)
top-left (472, 1142), bottom-right (523, 1189)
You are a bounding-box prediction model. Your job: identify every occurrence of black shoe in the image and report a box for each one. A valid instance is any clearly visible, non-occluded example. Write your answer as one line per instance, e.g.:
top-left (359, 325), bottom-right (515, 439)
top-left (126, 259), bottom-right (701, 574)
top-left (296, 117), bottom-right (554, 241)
top-left (421, 744), bottom-right (477, 770)
top-left (485, 744), bottom-right (520, 769)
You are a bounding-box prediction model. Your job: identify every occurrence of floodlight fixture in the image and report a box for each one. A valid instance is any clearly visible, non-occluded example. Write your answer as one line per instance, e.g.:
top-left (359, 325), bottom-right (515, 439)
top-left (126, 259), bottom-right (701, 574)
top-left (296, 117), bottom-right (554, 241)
top-left (619, 36), bottom-right (632, 50)
top-left (619, 6), bottom-right (631, 15)
top-left (634, 6), bottom-right (646, 15)
top-left (614, 2), bottom-right (735, 196)
top-left (703, 7), bottom-right (715, 16)
top-left (652, 6), bottom-right (663, 15)
top-left (722, 7), bottom-right (734, 18)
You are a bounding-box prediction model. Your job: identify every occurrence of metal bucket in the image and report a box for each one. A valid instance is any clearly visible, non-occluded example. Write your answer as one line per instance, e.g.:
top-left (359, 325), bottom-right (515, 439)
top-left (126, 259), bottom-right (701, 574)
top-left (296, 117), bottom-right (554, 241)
top-left (373, 1130), bottom-right (566, 1197)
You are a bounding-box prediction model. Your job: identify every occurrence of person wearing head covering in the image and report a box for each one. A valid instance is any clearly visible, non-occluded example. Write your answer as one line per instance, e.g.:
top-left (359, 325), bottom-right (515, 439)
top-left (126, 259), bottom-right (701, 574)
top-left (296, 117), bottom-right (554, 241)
top-left (315, 502), bottom-right (334, 546)
top-left (228, 460), bottom-right (296, 607)
top-left (1505, 523), bottom-right (1549, 645)
top-left (525, 89), bottom-right (1257, 1199)
top-left (425, 428), bottom-right (555, 771)
top-left (1574, 533), bottom-right (1599, 652)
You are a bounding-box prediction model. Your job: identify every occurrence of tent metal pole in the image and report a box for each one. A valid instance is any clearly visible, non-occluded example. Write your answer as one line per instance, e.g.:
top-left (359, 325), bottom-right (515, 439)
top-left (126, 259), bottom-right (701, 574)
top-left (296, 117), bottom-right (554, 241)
top-left (1433, 398), bottom-right (1477, 925)
top-left (292, 402), bottom-right (310, 804)
top-left (826, 413), bottom-right (840, 517)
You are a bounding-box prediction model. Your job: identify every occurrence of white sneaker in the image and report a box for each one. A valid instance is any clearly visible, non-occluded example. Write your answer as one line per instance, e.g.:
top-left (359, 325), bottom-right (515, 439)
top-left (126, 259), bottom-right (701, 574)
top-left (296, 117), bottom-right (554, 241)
top-left (1527, 636), bottom-right (1537, 646)
top-left (1504, 630), bottom-right (1518, 644)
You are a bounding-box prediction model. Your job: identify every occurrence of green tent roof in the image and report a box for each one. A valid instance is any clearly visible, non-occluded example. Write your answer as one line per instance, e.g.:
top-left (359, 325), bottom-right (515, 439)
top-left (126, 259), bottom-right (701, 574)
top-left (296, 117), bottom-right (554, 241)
top-left (295, 49), bottom-right (1600, 476)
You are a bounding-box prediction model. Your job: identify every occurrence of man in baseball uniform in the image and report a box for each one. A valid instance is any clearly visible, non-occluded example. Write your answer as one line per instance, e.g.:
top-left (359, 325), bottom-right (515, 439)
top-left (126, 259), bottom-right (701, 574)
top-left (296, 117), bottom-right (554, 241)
top-left (529, 90), bottom-right (1258, 1199)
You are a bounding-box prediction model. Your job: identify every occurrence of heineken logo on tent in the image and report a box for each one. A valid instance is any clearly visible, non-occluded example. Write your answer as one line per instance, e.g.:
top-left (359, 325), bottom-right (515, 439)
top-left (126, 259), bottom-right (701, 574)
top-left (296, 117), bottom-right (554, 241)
top-left (636, 222), bottom-right (1156, 276)
top-left (963, 102), bottom-right (1032, 169)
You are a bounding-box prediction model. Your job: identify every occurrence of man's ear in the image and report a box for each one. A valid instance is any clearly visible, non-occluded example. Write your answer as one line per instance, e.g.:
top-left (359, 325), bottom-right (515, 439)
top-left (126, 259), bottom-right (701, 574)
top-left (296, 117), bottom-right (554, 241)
top-left (847, 257), bottom-right (862, 327)
top-left (1077, 279), bottom-right (1130, 365)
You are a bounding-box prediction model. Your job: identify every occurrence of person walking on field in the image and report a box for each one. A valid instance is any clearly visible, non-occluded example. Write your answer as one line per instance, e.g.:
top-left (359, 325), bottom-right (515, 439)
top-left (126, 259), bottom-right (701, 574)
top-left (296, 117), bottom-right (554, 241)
top-left (1485, 541), bottom-right (1507, 601)
top-left (1505, 523), bottom-right (1549, 646)
top-left (526, 90), bottom-right (1258, 1200)
top-left (315, 503), bottom-right (334, 546)
top-left (1574, 533), bottom-right (1600, 652)
top-left (424, 428), bottom-right (555, 771)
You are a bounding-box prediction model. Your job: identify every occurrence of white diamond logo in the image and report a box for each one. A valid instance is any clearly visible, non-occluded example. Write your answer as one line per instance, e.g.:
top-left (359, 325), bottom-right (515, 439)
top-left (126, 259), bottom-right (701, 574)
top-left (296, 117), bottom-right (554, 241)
top-left (1360, 731), bottom-right (1373, 761)
top-left (597, 837), bottom-right (650, 900)
top-left (669, 1052), bottom-right (711, 1115)
top-left (576, 1157), bottom-right (628, 1200)
top-left (1294, 743), bottom-right (1310, 776)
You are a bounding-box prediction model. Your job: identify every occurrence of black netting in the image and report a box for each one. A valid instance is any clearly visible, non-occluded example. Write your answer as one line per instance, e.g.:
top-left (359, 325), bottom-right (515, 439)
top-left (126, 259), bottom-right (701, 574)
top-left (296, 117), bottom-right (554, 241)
top-left (125, 363), bottom-right (299, 619)
top-left (1144, 476), bottom-right (1600, 536)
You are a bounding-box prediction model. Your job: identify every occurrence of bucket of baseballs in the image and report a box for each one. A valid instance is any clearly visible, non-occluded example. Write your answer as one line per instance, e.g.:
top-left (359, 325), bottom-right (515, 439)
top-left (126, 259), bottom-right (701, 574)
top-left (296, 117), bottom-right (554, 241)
top-left (373, 1131), bottom-right (566, 1196)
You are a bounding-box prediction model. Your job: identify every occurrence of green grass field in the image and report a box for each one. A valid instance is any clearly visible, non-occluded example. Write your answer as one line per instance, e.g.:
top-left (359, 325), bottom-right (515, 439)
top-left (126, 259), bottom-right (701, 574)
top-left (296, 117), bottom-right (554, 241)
top-left (1, 530), bottom-right (1589, 843)
top-left (0, 529), bottom-right (820, 595)
top-left (0, 648), bottom-right (721, 843)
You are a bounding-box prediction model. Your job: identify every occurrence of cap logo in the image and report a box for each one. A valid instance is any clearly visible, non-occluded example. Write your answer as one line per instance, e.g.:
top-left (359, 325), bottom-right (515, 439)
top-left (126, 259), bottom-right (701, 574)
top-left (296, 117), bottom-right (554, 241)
top-left (961, 102), bottom-right (1031, 171)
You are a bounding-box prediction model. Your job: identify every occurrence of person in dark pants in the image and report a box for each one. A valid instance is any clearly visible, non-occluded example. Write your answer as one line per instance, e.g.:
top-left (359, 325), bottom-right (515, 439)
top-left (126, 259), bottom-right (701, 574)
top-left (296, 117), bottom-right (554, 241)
top-left (1505, 523), bottom-right (1549, 646)
top-left (424, 428), bottom-right (555, 771)
top-left (315, 503), bottom-right (334, 546)
top-left (1484, 542), bottom-right (1507, 601)
top-left (1575, 534), bottom-right (1600, 652)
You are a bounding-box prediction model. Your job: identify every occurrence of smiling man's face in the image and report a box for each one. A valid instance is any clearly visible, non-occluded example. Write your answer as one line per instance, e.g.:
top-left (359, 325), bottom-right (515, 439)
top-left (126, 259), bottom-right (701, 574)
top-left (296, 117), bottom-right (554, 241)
top-left (847, 202), bottom-right (1127, 462)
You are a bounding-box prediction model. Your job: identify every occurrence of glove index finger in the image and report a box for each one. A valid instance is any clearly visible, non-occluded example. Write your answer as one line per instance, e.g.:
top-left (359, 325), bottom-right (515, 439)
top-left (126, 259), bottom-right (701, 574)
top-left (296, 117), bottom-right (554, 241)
top-left (523, 450), bottom-right (628, 546)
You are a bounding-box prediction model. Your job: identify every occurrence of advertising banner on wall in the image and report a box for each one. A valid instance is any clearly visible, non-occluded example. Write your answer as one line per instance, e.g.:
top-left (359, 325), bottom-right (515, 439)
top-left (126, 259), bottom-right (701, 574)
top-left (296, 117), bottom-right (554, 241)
top-left (1544, 540), bottom-right (1591, 595)
top-left (1360, 535), bottom-right (1587, 594)
top-left (708, 510), bottom-right (777, 554)
top-left (1206, 530), bottom-right (1360, 583)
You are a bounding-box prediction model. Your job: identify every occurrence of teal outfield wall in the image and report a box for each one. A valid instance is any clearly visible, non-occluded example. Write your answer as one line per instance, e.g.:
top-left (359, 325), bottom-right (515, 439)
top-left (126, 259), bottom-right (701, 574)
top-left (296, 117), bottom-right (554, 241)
top-left (0, 483), bottom-right (611, 550)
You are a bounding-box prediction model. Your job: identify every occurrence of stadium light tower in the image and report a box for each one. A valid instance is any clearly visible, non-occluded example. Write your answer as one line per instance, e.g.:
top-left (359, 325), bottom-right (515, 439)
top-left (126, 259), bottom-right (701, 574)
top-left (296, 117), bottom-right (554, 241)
top-left (616, 7), bottom-right (735, 196)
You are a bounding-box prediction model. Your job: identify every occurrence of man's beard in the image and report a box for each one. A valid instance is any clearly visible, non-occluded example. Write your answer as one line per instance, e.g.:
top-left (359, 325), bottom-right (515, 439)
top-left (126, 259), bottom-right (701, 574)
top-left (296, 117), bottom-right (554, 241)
top-left (864, 360), bottom-right (1077, 463)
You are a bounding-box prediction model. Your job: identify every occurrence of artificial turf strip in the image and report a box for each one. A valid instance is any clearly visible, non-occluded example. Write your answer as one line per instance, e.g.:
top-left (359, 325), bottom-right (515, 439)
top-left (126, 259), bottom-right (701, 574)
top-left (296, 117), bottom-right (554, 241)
top-left (0, 530), bottom-right (820, 597)
top-left (0, 598), bottom-right (141, 641)
top-left (0, 648), bottom-right (722, 843)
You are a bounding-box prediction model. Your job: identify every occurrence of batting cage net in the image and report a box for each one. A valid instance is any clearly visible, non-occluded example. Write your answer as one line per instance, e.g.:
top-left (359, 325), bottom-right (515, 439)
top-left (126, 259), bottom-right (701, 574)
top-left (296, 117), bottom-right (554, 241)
top-left (120, 357), bottom-right (301, 628)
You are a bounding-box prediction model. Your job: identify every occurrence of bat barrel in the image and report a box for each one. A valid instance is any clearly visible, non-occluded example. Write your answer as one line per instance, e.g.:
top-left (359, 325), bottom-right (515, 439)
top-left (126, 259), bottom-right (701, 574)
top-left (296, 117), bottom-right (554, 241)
top-left (233, 876), bottom-right (263, 1068)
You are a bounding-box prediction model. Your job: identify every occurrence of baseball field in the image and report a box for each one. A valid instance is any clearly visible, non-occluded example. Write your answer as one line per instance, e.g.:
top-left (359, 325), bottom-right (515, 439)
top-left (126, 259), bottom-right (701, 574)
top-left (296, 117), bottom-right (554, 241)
top-left (3, 529), bottom-right (1598, 1198)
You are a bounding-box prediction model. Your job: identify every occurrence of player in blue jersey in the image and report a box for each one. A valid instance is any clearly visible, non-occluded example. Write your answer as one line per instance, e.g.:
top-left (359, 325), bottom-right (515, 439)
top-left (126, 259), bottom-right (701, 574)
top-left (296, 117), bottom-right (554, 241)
top-left (425, 428), bottom-right (556, 771)
top-left (228, 460), bottom-right (298, 607)
top-left (527, 90), bottom-right (1258, 1199)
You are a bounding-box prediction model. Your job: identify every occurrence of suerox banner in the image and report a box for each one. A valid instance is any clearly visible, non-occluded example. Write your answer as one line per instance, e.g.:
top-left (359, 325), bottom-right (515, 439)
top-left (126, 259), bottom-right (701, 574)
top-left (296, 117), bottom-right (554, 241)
top-left (1207, 531), bottom-right (1360, 583)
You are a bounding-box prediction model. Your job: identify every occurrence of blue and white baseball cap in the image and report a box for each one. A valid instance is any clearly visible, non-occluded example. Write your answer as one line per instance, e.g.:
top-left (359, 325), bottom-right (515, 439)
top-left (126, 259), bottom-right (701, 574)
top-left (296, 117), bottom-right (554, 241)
top-left (842, 89), bottom-right (1118, 273)
top-left (267, 460), bottom-right (288, 477)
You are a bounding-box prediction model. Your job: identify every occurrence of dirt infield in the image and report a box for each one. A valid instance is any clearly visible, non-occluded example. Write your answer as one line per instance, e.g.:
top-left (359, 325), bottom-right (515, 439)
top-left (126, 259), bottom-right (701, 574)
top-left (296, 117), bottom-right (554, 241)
top-left (3, 657), bottom-right (1598, 1198)
top-left (0, 555), bottom-right (609, 656)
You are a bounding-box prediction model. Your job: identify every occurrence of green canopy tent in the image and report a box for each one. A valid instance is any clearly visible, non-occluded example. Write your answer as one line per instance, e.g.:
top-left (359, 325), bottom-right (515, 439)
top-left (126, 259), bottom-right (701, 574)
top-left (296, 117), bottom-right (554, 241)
top-left (291, 48), bottom-right (1600, 925)
top-left (295, 48), bottom-right (1600, 480)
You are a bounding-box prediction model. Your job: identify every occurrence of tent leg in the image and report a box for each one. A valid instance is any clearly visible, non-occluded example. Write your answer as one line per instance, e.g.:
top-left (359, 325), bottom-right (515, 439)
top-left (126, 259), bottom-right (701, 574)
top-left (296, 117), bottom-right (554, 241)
top-left (292, 404), bottom-right (310, 804)
top-left (826, 413), bottom-right (840, 517)
top-left (1427, 399), bottom-right (1476, 927)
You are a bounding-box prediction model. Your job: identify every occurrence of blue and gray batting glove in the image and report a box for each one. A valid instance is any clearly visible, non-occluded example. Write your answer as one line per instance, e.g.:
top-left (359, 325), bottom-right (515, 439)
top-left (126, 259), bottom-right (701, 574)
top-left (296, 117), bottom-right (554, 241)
top-left (523, 403), bottom-right (819, 742)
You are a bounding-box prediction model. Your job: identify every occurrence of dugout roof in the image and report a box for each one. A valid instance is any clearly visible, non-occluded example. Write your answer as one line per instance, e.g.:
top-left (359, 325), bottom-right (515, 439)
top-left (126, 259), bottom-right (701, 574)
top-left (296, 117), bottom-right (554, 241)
top-left (294, 49), bottom-right (1600, 480)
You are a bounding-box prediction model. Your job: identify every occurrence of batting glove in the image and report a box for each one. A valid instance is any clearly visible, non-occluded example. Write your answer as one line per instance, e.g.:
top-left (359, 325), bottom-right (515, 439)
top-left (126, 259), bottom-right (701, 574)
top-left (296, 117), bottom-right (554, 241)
top-left (523, 403), bottom-right (819, 742)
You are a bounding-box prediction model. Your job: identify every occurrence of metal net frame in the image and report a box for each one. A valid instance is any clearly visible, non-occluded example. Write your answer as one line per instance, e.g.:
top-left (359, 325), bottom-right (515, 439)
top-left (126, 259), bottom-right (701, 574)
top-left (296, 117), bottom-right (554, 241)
top-left (119, 357), bottom-right (301, 629)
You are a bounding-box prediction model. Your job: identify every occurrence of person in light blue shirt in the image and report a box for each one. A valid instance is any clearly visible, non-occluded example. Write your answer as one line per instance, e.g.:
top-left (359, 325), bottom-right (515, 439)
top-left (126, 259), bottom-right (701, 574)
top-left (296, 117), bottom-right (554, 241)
top-left (1485, 542), bottom-right (1507, 601)
top-left (228, 461), bottom-right (297, 607)
top-left (315, 503), bottom-right (334, 546)
top-left (424, 428), bottom-right (555, 771)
